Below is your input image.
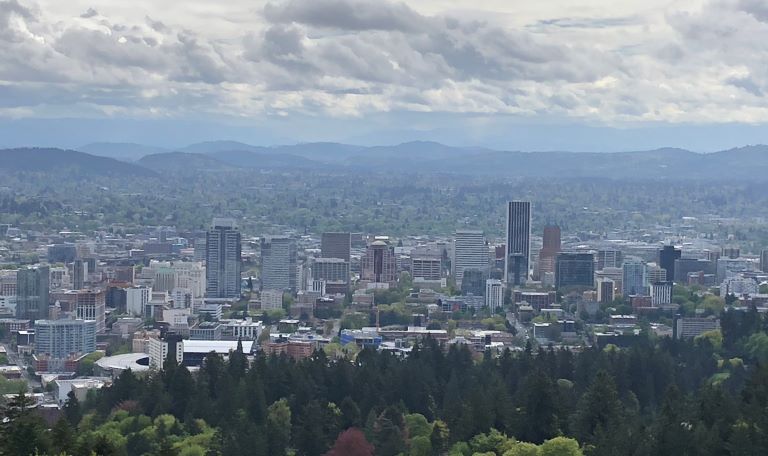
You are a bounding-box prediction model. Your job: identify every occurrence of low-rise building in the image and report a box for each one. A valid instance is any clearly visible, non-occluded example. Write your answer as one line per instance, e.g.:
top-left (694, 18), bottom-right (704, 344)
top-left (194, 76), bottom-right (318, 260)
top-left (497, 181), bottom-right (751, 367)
top-left (675, 316), bottom-right (720, 339)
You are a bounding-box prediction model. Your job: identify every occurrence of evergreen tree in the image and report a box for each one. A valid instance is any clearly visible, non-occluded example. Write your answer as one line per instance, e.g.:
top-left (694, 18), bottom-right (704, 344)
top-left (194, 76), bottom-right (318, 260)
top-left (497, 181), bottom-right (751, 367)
top-left (63, 390), bottom-right (82, 426)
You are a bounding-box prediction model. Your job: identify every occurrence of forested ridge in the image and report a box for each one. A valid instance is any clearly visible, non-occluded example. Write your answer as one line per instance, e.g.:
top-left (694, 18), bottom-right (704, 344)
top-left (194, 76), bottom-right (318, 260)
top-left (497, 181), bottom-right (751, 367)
top-left (2, 307), bottom-right (768, 455)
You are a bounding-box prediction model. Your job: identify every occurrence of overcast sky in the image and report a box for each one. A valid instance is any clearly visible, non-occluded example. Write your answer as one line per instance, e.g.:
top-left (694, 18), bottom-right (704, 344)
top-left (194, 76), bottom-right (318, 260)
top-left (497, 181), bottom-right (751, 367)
top-left (2, 0), bottom-right (768, 150)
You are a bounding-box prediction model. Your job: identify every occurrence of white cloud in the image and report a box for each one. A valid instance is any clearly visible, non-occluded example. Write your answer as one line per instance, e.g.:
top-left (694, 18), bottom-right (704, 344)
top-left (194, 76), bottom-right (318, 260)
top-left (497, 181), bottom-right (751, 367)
top-left (2, 0), bottom-right (768, 126)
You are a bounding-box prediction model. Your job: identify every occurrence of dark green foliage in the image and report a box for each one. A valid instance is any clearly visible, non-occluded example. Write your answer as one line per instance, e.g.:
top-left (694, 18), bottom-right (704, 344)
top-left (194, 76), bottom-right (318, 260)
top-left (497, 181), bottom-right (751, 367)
top-left (2, 308), bottom-right (768, 454)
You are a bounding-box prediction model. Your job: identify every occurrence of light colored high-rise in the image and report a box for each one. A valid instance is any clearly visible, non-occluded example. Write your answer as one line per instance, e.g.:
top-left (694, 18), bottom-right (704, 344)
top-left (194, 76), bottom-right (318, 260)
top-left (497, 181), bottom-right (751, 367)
top-left (126, 286), bottom-right (151, 316)
top-left (75, 288), bottom-right (106, 334)
top-left (505, 201), bottom-right (531, 286)
top-left (596, 249), bottom-right (623, 270)
top-left (206, 218), bottom-right (242, 299)
top-left (622, 260), bottom-right (647, 297)
top-left (411, 257), bottom-right (442, 281)
top-left (485, 279), bottom-right (504, 310)
top-left (651, 282), bottom-right (673, 305)
top-left (261, 236), bottom-right (298, 292)
top-left (35, 319), bottom-right (96, 359)
top-left (453, 230), bottom-right (488, 288)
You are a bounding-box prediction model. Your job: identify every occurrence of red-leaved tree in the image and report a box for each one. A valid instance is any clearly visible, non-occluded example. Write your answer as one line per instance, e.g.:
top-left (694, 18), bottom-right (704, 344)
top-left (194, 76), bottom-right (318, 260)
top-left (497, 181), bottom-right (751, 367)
top-left (325, 428), bottom-right (375, 456)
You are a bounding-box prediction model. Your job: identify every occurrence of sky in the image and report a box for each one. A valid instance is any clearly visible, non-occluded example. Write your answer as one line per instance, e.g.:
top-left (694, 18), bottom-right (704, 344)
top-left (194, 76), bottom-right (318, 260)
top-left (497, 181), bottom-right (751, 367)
top-left (2, 0), bottom-right (768, 151)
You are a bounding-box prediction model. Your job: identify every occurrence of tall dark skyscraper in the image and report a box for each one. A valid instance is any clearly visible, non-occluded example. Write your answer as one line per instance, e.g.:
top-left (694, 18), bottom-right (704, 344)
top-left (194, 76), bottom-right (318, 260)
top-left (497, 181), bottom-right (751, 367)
top-left (16, 265), bottom-right (49, 321)
top-left (73, 258), bottom-right (85, 290)
top-left (321, 232), bottom-right (351, 262)
top-left (505, 201), bottom-right (531, 286)
top-left (205, 218), bottom-right (242, 299)
top-left (659, 245), bottom-right (681, 283)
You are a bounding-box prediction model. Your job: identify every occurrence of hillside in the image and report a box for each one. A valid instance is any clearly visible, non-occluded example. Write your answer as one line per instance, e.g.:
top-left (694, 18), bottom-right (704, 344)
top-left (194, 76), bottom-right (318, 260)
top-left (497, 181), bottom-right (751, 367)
top-left (0, 148), bottom-right (157, 177)
top-left (137, 152), bottom-right (234, 172)
top-left (78, 142), bottom-right (170, 161)
top-left (8, 143), bottom-right (768, 180)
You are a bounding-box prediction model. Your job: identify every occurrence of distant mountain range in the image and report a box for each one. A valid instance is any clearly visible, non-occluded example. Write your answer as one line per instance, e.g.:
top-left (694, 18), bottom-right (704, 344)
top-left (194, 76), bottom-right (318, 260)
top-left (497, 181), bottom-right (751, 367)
top-left (1, 142), bottom-right (767, 180)
top-left (0, 148), bottom-right (156, 177)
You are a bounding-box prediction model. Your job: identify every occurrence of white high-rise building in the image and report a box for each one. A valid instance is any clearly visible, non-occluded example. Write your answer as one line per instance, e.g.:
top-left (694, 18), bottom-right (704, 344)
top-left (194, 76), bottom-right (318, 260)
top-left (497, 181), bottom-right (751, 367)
top-left (485, 279), bottom-right (504, 310)
top-left (172, 261), bottom-right (205, 298)
top-left (261, 236), bottom-right (298, 292)
top-left (206, 218), bottom-right (242, 299)
top-left (622, 260), bottom-right (647, 297)
top-left (126, 286), bottom-right (151, 317)
top-left (261, 290), bottom-right (283, 311)
top-left (651, 282), bottom-right (673, 305)
top-left (453, 230), bottom-right (488, 288)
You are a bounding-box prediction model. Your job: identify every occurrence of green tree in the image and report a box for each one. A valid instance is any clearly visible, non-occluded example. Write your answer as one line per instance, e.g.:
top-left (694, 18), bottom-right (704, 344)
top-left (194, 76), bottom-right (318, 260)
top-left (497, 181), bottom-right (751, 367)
top-left (503, 442), bottom-right (541, 456)
top-left (63, 390), bottom-right (83, 426)
top-left (540, 437), bottom-right (582, 456)
top-left (267, 398), bottom-right (292, 456)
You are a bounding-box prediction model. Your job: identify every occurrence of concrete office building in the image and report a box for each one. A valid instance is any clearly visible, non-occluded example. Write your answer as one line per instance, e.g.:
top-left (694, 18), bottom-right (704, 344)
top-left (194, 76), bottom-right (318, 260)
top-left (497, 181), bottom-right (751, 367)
top-left (312, 257), bottom-right (350, 293)
top-left (461, 268), bottom-right (487, 296)
top-left (622, 260), bottom-right (647, 297)
top-left (361, 239), bottom-right (397, 284)
top-left (321, 232), bottom-right (351, 262)
top-left (646, 264), bottom-right (667, 284)
top-left (675, 316), bottom-right (720, 339)
top-left (35, 319), bottom-right (96, 359)
top-left (261, 290), bottom-right (284, 311)
top-left (453, 230), bottom-right (488, 288)
top-left (16, 266), bottom-right (49, 321)
top-left (312, 258), bottom-right (350, 283)
top-left (596, 250), bottom-right (624, 270)
top-left (555, 252), bottom-right (595, 289)
top-left (411, 257), bottom-right (442, 281)
top-left (126, 286), bottom-right (151, 317)
top-left (75, 289), bottom-right (106, 334)
top-left (674, 258), bottom-right (715, 282)
top-left (651, 282), bottom-right (673, 305)
top-left (485, 279), bottom-right (504, 310)
top-left (261, 236), bottom-right (298, 292)
top-left (505, 201), bottom-right (531, 286)
top-left (597, 279), bottom-right (615, 304)
top-left (148, 335), bottom-right (184, 369)
top-left (205, 218), bottom-right (242, 299)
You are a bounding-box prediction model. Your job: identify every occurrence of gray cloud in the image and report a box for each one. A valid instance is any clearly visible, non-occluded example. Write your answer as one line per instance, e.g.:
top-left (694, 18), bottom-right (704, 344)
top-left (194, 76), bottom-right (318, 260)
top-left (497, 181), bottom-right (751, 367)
top-left (80, 7), bottom-right (97, 18)
top-left (264, 0), bottom-right (426, 32)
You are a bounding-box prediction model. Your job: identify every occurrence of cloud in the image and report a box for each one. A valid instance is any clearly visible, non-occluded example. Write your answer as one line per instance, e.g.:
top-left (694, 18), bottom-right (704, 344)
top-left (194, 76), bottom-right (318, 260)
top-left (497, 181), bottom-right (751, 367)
top-left (2, 0), bottom-right (768, 127)
top-left (80, 7), bottom-right (97, 18)
top-left (263, 0), bottom-right (427, 32)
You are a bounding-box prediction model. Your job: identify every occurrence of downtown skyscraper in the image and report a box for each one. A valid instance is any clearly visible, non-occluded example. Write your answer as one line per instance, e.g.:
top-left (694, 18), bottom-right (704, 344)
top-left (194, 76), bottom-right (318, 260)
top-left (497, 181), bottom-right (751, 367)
top-left (261, 236), bottom-right (298, 292)
top-left (505, 201), bottom-right (531, 286)
top-left (16, 265), bottom-right (49, 321)
top-left (453, 230), bottom-right (488, 288)
top-left (205, 218), bottom-right (242, 299)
